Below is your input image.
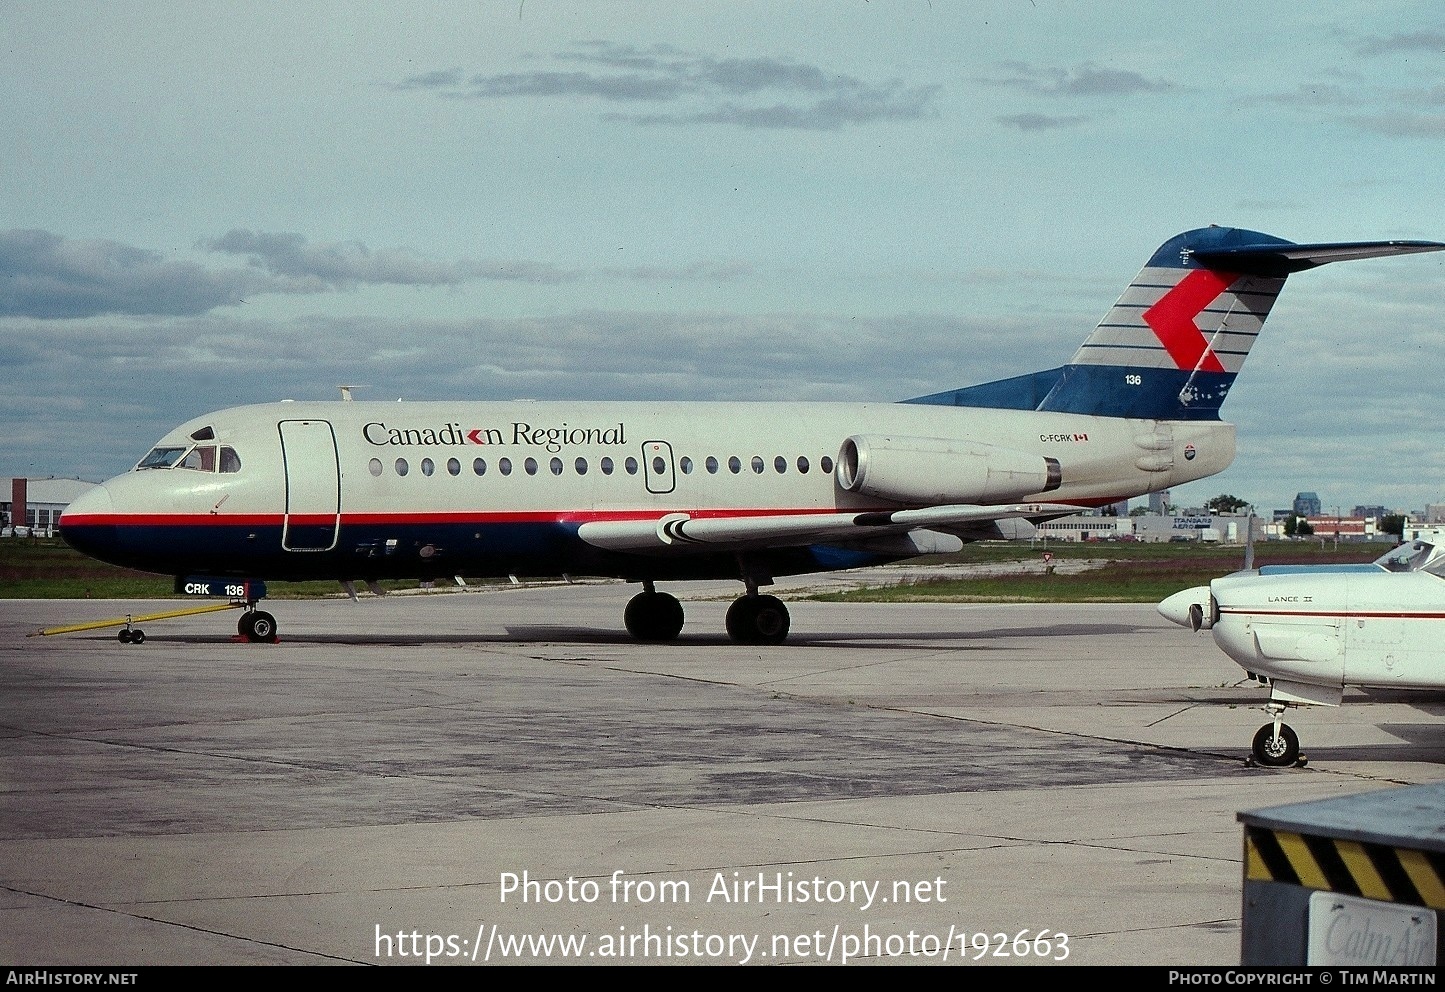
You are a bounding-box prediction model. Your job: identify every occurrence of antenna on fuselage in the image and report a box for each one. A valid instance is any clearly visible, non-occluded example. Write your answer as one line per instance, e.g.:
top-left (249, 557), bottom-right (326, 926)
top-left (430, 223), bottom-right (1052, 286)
top-left (338, 384), bottom-right (369, 402)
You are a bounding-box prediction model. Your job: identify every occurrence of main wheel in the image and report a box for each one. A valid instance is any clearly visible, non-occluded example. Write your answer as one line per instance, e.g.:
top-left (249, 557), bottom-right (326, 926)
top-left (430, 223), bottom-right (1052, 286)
top-left (725, 595), bottom-right (790, 645)
top-left (245, 611), bottom-right (278, 644)
top-left (623, 591), bottom-right (684, 641)
top-left (1251, 722), bottom-right (1300, 767)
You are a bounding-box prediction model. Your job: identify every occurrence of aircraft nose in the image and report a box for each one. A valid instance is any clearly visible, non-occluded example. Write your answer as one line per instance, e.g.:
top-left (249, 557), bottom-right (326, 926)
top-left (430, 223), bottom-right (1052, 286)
top-left (1158, 586), bottom-right (1211, 630)
top-left (58, 483), bottom-right (117, 559)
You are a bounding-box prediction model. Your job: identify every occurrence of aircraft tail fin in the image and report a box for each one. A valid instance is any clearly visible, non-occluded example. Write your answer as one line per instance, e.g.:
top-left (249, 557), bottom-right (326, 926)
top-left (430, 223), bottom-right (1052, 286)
top-left (908, 227), bottom-right (1444, 419)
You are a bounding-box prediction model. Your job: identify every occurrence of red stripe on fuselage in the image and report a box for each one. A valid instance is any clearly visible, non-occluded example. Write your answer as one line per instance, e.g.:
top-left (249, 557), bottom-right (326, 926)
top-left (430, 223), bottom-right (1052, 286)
top-left (59, 507), bottom-right (861, 528)
top-left (1220, 608), bottom-right (1445, 621)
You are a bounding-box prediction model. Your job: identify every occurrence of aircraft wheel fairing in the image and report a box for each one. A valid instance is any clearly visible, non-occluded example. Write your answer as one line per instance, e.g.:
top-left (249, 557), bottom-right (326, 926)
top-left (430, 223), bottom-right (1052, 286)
top-left (1251, 722), bottom-right (1300, 767)
top-left (725, 595), bottom-right (790, 645)
top-left (624, 592), bottom-right (684, 642)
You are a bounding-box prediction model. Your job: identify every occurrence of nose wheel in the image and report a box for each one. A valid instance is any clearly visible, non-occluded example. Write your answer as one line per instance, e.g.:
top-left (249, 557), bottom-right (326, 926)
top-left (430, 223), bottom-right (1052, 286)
top-left (1247, 704), bottom-right (1305, 768)
top-left (238, 609), bottom-right (279, 644)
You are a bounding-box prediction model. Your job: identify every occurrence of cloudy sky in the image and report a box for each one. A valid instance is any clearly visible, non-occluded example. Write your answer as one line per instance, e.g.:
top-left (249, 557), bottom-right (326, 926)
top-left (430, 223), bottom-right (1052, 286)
top-left (4, 1), bottom-right (1444, 515)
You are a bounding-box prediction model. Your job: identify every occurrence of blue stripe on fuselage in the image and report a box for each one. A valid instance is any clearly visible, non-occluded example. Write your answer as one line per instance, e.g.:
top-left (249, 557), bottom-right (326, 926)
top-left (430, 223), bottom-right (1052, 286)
top-left (60, 519), bottom-right (904, 584)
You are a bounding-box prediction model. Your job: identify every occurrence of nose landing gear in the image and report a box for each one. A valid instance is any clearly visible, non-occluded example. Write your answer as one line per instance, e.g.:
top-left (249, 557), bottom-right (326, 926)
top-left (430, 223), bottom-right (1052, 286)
top-left (237, 609), bottom-right (279, 644)
top-left (1246, 703), bottom-right (1307, 768)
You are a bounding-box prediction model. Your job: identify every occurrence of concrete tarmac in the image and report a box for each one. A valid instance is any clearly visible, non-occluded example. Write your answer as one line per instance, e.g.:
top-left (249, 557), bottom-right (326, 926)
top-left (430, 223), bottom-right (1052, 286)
top-left (3, 577), bottom-right (1443, 967)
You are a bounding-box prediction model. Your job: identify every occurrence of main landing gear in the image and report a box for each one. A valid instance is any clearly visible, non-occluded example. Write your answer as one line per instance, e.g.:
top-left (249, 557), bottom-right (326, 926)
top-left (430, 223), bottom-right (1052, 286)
top-left (1247, 703), bottom-right (1306, 768)
top-left (724, 593), bottom-right (789, 645)
top-left (624, 582), bottom-right (684, 641)
top-left (623, 578), bottom-right (792, 645)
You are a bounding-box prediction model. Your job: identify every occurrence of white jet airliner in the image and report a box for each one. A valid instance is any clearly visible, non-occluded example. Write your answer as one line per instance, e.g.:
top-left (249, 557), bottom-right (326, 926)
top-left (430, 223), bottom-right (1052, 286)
top-left (59, 226), bottom-right (1443, 645)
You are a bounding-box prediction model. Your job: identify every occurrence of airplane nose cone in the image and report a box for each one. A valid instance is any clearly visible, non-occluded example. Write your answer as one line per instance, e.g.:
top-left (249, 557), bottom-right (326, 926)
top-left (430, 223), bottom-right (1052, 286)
top-left (61, 482), bottom-right (115, 520)
top-left (1159, 586), bottom-right (1211, 630)
top-left (58, 483), bottom-right (117, 559)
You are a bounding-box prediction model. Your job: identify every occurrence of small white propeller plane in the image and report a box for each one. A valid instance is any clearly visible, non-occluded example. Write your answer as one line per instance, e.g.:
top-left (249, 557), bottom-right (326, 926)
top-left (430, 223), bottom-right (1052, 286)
top-left (1159, 540), bottom-right (1445, 767)
top-left (59, 226), bottom-right (1443, 645)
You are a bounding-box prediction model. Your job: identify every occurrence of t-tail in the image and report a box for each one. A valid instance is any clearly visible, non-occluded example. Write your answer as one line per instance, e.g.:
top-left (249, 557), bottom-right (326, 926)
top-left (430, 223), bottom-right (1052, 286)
top-left (908, 226), bottom-right (1444, 419)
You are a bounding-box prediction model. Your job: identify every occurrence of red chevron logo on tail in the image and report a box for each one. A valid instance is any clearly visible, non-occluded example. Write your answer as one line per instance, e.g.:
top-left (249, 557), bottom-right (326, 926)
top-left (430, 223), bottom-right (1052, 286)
top-left (1142, 269), bottom-right (1237, 372)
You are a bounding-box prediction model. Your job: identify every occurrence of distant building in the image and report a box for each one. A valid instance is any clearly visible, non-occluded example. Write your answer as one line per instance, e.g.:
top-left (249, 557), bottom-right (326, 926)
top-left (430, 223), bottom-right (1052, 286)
top-left (1294, 491), bottom-right (1321, 517)
top-left (1035, 512), bottom-right (1133, 542)
top-left (1353, 505), bottom-right (1389, 521)
top-left (1147, 490), bottom-right (1170, 514)
top-left (1305, 515), bottom-right (1374, 540)
top-left (1426, 504), bottom-right (1445, 524)
top-left (1, 477), bottom-right (98, 536)
top-left (1404, 523), bottom-right (1445, 543)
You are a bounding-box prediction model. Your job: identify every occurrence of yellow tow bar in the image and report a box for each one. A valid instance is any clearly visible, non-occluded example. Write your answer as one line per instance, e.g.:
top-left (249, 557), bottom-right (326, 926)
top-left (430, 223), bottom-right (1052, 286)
top-left (30, 601), bottom-right (243, 638)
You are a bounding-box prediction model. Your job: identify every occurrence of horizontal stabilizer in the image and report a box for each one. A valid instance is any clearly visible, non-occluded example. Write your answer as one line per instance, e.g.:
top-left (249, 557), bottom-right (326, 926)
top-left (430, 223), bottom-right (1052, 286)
top-left (1192, 238), bottom-right (1445, 276)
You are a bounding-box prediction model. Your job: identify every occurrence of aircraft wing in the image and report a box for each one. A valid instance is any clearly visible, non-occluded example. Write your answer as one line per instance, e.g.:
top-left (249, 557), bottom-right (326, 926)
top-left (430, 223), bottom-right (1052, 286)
top-left (575, 502), bottom-right (1078, 555)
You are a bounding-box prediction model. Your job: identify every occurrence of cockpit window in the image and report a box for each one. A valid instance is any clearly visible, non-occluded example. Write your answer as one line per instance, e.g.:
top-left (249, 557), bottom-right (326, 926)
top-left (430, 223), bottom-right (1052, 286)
top-left (1375, 540), bottom-right (1443, 575)
top-left (179, 445), bottom-right (217, 471)
top-left (136, 443), bottom-right (241, 472)
top-left (136, 446), bottom-right (188, 470)
top-left (190, 426), bottom-right (215, 441)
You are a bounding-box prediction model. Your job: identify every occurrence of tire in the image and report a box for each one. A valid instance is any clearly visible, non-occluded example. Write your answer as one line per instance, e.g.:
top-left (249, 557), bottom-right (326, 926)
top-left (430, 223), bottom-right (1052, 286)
top-left (1251, 722), bottom-right (1300, 767)
top-left (750, 595), bottom-right (789, 645)
top-left (624, 592), bottom-right (683, 642)
top-left (726, 595), bottom-right (790, 645)
top-left (246, 611), bottom-right (278, 643)
top-left (118, 629), bottom-right (132, 643)
top-left (130, 629), bottom-right (145, 644)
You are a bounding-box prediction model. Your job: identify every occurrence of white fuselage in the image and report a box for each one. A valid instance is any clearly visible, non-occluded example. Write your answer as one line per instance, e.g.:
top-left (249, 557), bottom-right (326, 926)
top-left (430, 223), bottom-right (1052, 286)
top-left (61, 398), bottom-right (1234, 582)
top-left (1165, 567), bottom-right (1445, 706)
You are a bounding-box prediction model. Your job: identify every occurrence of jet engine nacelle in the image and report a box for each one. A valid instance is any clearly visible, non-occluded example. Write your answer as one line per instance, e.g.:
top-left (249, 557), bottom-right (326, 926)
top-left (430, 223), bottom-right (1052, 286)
top-left (836, 434), bottom-right (1062, 505)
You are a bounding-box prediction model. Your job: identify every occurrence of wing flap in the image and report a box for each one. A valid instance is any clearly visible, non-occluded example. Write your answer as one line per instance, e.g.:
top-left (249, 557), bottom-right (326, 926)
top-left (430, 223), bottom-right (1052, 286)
top-left (576, 503), bottom-right (1077, 555)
